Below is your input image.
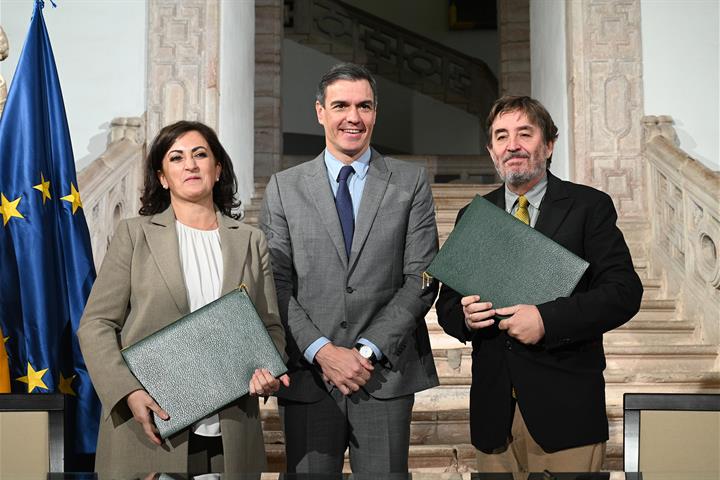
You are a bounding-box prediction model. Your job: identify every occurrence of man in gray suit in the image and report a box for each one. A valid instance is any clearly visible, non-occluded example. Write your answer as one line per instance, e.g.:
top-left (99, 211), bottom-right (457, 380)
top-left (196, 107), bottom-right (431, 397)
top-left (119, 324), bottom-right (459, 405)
top-left (260, 63), bottom-right (439, 473)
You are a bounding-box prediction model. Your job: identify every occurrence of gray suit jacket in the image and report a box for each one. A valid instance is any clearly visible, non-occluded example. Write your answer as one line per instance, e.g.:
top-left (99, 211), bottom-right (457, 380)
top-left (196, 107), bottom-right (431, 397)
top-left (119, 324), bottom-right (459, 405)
top-left (78, 207), bottom-right (285, 474)
top-left (260, 149), bottom-right (439, 402)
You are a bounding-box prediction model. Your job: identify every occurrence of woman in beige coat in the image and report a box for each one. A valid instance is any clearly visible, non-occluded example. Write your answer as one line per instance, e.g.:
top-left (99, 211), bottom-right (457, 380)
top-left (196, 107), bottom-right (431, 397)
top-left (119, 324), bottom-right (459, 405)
top-left (78, 121), bottom-right (288, 475)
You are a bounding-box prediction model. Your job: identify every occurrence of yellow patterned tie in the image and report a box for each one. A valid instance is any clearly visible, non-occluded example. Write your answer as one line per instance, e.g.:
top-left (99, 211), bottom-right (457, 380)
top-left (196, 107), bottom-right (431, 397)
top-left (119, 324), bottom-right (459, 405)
top-left (514, 195), bottom-right (530, 225)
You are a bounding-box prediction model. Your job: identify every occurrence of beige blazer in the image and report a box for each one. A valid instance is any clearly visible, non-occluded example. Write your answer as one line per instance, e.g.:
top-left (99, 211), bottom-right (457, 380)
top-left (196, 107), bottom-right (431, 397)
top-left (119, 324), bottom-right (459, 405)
top-left (78, 207), bottom-right (285, 475)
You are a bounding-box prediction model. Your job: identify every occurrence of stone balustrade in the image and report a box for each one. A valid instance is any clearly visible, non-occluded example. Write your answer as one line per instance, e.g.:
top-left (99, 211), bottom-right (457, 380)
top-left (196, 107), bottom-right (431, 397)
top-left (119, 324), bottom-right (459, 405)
top-left (77, 117), bottom-right (145, 271)
top-left (643, 115), bottom-right (720, 358)
top-left (285, 0), bottom-right (498, 118)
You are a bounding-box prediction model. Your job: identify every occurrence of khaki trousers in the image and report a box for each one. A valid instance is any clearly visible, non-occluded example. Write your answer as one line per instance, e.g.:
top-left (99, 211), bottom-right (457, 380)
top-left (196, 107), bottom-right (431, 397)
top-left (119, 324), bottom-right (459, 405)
top-left (476, 406), bottom-right (605, 473)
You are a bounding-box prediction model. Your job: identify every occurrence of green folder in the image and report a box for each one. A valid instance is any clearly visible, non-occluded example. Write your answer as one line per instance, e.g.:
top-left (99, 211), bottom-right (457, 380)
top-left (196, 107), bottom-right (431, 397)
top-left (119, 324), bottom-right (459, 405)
top-left (121, 287), bottom-right (287, 439)
top-left (428, 195), bottom-right (589, 308)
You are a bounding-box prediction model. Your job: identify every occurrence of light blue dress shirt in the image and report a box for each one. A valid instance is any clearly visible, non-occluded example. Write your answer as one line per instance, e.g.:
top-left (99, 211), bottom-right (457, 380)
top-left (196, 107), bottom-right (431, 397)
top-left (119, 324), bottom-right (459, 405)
top-left (504, 173), bottom-right (548, 228)
top-left (323, 147), bottom-right (371, 219)
top-left (303, 148), bottom-right (383, 364)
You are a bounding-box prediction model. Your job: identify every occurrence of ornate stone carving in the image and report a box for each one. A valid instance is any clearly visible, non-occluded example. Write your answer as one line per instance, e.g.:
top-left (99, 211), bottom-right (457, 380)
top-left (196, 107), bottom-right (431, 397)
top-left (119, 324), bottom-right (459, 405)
top-left (642, 115), bottom-right (679, 145)
top-left (0, 25), bottom-right (9, 118)
top-left (146, 0), bottom-right (219, 143)
top-left (567, 0), bottom-right (646, 219)
top-left (78, 117), bottom-right (145, 269)
top-left (697, 231), bottom-right (719, 288)
top-left (109, 117), bottom-right (146, 146)
top-left (644, 113), bottom-right (720, 351)
top-left (653, 168), bottom-right (685, 263)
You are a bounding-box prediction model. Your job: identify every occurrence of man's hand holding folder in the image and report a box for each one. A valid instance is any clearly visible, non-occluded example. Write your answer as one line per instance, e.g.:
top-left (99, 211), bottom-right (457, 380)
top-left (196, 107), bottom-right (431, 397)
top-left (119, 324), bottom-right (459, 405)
top-left (460, 296), bottom-right (545, 345)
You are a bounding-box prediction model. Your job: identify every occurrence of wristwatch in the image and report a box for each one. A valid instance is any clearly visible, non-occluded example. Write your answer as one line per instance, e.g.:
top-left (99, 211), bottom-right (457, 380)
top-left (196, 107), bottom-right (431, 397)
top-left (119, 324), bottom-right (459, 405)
top-left (355, 343), bottom-right (377, 364)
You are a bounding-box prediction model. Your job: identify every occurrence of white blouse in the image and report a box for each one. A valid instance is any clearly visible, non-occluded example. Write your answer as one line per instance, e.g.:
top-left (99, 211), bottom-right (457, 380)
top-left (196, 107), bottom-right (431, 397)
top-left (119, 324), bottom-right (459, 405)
top-left (176, 220), bottom-right (223, 437)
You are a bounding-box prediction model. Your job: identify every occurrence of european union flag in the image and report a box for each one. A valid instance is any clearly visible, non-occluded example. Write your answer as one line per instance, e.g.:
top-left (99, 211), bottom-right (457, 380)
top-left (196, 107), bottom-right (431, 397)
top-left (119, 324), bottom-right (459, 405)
top-left (0, 0), bottom-right (101, 461)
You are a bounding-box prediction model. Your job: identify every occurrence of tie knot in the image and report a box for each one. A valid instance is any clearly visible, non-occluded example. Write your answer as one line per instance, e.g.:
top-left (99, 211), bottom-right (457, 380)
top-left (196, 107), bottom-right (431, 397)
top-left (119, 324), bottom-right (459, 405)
top-left (517, 195), bottom-right (529, 209)
top-left (337, 165), bottom-right (355, 183)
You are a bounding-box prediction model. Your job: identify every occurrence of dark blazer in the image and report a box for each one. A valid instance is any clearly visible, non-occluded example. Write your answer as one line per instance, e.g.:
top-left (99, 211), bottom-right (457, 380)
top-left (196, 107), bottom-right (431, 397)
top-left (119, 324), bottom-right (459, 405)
top-left (260, 149), bottom-right (440, 403)
top-left (435, 171), bottom-right (643, 453)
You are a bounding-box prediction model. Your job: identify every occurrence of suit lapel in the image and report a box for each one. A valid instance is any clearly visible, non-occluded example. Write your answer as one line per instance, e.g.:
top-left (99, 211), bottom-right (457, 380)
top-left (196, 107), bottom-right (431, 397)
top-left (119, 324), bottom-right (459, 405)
top-left (218, 212), bottom-right (250, 296)
top-left (535, 172), bottom-right (574, 239)
top-left (304, 154), bottom-right (348, 267)
top-left (485, 184), bottom-right (506, 210)
top-left (143, 207), bottom-right (189, 314)
top-left (350, 150), bottom-right (390, 268)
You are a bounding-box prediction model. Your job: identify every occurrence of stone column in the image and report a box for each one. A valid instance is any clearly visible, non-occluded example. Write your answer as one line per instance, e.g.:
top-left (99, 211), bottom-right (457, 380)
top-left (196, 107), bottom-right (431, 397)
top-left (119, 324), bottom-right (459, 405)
top-left (254, 0), bottom-right (283, 180)
top-left (566, 0), bottom-right (646, 219)
top-left (218, 0), bottom-right (255, 203)
top-left (146, 0), bottom-right (220, 143)
top-left (498, 0), bottom-right (531, 96)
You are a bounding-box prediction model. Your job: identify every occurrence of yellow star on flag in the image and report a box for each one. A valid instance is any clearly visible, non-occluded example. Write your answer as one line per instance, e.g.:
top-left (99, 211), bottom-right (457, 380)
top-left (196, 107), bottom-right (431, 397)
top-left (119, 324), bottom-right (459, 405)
top-left (16, 362), bottom-right (49, 393)
top-left (33, 173), bottom-right (52, 204)
top-left (58, 372), bottom-right (77, 396)
top-left (0, 193), bottom-right (24, 226)
top-left (60, 182), bottom-right (83, 214)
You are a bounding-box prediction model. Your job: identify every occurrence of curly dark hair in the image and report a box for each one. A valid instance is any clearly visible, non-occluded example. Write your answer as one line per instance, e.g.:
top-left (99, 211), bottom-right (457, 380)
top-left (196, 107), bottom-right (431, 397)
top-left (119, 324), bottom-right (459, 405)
top-left (139, 121), bottom-right (241, 218)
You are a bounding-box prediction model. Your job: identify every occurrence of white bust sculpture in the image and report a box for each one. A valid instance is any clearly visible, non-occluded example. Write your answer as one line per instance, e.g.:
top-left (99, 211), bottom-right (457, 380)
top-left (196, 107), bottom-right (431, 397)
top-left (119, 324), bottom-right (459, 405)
top-left (0, 26), bottom-right (9, 117)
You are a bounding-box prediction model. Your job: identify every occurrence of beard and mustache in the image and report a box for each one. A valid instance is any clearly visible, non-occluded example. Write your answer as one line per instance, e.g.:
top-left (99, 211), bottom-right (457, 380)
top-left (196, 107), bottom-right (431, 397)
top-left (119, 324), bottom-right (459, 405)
top-left (494, 149), bottom-right (548, 187)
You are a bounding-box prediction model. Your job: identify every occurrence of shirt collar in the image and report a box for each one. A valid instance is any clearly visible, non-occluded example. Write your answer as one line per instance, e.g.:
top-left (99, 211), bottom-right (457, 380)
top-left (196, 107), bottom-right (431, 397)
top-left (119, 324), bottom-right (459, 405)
top-left (324, 148), bottom-right (372, 182)
top-left (505, 172), bottom-right (548, 210)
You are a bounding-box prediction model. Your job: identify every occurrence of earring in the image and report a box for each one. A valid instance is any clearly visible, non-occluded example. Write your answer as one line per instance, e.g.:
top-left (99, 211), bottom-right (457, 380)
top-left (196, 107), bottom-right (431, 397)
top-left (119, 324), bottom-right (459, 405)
top-left (162, 183), bottom-right (168, 190)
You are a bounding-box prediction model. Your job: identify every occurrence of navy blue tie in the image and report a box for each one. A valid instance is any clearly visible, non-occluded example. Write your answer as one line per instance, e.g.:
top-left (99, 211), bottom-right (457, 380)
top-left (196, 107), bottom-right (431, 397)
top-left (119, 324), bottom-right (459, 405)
top-left (335, 165), bottom-right (355, 258)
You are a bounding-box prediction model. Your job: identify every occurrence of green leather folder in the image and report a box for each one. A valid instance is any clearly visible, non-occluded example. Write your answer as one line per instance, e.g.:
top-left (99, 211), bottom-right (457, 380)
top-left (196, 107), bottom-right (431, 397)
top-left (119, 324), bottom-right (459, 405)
top-left (121, 287), bottom-right (287, 439)
top-left (428, 195), bottom-right (589, 308)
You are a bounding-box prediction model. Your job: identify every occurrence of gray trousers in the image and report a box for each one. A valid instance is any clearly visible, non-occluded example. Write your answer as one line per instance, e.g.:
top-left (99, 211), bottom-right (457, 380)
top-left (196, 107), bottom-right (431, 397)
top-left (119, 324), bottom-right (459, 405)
top-left (281, 388), bottom-right (415, 473)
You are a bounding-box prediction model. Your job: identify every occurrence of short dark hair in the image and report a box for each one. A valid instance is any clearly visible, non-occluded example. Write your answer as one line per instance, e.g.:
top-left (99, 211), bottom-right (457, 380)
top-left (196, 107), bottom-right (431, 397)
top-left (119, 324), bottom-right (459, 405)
top-left (486, 96), bottom-right (559, 166)
top-left (316, 63), bottom-right (378, 106)
top-left (139, 121), bottom-right (241, 218)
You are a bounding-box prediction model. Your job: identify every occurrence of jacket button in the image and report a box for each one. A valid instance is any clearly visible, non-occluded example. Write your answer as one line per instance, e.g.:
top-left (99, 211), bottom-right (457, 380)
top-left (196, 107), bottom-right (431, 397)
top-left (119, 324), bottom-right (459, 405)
top-left (346, 286), bottom-right (354, 293)
top-left (340, 321), bottom-right (348, 329)
top-left (505, 340), bottom-right (512, 350)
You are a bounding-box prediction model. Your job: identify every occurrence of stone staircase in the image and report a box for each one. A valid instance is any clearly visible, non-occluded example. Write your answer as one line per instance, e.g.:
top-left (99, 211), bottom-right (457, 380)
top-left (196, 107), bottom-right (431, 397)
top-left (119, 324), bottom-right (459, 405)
top-left (245, 180), bottom-right (720, 472)
top-left (284, 0), bottom-right (498, 118)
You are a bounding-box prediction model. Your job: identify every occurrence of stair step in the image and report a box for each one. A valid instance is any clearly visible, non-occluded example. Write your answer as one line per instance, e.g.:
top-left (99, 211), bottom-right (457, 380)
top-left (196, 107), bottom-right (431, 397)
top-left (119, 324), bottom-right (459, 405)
top-left (633, 298), bottom-right (677, 321)
top-left (426, 317), bottom-right (693, 347)
top-left (641, 277), bottom-right (663, 299)
top-left (424, 298), bottom-right (677, 328)
top-left (604, 344), bottom-right (718, 371)
top-left (428, 344), bottom-right (716, 378)
top-left (426, 371), bottom-right (720, 394)
top-left (427, 327), bottom-right (698, 351)
top-left (604, 319), bottom-right (696, 344)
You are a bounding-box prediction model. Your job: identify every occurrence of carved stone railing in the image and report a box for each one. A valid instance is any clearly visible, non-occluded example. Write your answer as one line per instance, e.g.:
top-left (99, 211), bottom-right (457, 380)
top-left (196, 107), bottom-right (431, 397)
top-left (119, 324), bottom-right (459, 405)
top-left (285, 0), bottom-right (498, 117)
top-left (78, 117), bottom-right (145, 271)
top-left (643, 116), bottom-right (720, 357)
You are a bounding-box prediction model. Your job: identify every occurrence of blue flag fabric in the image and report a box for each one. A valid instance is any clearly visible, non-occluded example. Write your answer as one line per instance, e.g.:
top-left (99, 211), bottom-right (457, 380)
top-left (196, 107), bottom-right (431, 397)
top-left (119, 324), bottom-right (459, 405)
top-left (0, 1), bottom-right (100, 455)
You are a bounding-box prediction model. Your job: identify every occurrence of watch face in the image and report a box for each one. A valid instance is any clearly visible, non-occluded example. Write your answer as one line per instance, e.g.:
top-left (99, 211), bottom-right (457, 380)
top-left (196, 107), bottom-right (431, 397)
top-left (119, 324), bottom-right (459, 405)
top-left (359, 345), bottom-right (373, 359)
